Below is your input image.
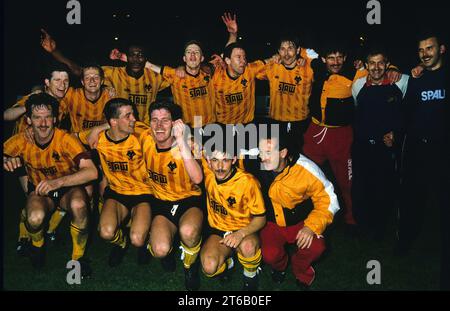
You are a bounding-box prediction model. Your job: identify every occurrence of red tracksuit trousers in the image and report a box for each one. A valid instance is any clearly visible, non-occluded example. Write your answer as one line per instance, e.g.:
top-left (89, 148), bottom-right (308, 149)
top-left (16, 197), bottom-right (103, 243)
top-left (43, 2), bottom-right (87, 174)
top-left (303, 122), bottom-right (355, 225)
top-left (260, 221), bottom-right (325, 285)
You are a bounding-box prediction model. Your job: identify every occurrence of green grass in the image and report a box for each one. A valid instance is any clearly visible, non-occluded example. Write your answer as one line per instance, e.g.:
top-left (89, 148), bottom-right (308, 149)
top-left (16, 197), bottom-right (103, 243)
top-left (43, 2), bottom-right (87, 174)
top-left (3, 173), bottom-right (442, 291)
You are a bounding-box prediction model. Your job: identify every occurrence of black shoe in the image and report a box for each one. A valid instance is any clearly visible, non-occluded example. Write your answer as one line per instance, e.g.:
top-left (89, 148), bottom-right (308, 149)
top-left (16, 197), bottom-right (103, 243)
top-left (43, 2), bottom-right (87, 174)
top-left (242, 272), bottom-right (260, 291)
top-left (161, 251), bottom-right (176, 272)
top-left (137, 245), bottom-right (151, 265)
top-left (28, 244), bottom-right (45, 269)
top-left (184, 260), bottom-right (200, 291)
top-left (296, 279), bottom-right (311, 291)
top-left (16, 238), bottom-right (31, 257)
top-left (77, 257), bottom-right (92, 278)
top-left (271, 269), bottom-right (286, 284)
top-left (108, 244), bottom-right (128, 267)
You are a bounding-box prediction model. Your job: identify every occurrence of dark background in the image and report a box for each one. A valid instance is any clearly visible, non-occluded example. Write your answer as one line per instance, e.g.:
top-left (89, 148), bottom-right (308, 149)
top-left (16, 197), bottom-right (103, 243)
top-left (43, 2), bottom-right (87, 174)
top-left (3, 0), bottom-right (448, 106)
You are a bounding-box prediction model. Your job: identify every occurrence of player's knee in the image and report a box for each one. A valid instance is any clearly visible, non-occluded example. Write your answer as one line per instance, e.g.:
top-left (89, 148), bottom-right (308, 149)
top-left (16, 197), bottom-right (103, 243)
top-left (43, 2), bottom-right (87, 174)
top-left (27, 210), bottom-right (45, 229)
top-left (130, 232), bottom-right (145, 247)
top-left (152, 242), bottom-right (171, 258)
top-left (69, 197), bottom-right (87, 215)
top-left (239, 238), bottom-right (258, 257)
top-left (201, 256), bottom-right (219, 276)
top-left (99, 224), bottom-right (116, 241)
top-left (179, 223), bottom-right (201, 244)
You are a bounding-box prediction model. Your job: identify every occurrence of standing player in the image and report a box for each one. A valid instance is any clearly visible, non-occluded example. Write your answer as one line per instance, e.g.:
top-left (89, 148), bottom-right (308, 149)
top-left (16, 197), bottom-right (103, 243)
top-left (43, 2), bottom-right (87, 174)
top-left (3, 93), bottom-right (98, 275)
top-left (63, 64), bottom-right (115, 134)
top-left (257, 35), bottom-right (316, 150)
top-left (108, 13), bottom-right (239, 131)
top-left (139, 101), bottom-right (203, 291)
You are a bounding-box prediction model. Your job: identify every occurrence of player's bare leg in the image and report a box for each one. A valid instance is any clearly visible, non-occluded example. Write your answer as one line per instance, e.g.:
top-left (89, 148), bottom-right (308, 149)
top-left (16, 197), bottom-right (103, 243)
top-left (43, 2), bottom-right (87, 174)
top-left (237, 233), bottom-right (262, 291)
top-left (200, 234), bottom-right (233, 279)
top-left (149, 215), bottom-right (177, 271)
top-left (25, 194), bottom-right (55, 268)
top-left (179, 206), bottom-right (203, 290)
top-left (130, 202), bottom-right (152, 265)
top-left (99, 199), bottom-right (129, 267)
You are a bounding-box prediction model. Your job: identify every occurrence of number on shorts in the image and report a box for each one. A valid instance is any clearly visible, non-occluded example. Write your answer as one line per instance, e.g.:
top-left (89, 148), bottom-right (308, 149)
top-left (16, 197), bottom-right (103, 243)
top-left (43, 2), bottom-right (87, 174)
top-left (170, 204), bottom-right (179, 216)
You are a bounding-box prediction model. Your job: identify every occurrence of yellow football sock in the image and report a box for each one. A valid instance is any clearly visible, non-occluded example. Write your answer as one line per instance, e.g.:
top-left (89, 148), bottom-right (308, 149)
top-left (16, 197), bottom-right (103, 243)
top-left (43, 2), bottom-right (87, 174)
top-left (18, 209), bottom-right (28, 240)
top-left (97, 196), bottom-right (104, 214)
top-left (28, 228), bottom-right (44, 248)
top-left (204, 261), bottom-right (227, 278)
top-left (110, 228), bottom-right (127, 248)
top-left (47, 209), bottom-right (66, 233)
top-left (70, 222), bottom-right (88, 260)
top-left (238, 248), bottom-right (262, 278)
top-left (180, 238), bottom-right (202, 269)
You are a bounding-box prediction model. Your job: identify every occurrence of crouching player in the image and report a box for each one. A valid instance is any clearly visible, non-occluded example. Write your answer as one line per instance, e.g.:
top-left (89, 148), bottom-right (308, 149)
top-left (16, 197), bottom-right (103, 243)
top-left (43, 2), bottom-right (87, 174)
top-left (3, 93), bottom-right (97, 276)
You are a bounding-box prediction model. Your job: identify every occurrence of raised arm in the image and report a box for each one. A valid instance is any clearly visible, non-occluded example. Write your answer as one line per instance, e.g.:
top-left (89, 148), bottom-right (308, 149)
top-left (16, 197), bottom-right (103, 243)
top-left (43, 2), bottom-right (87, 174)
top-left (222, 12), bottom-right (238, 47)
top-left (4, 105), bottom-right (26, 121)
top-left (40, 29), bottom-right (82, 76)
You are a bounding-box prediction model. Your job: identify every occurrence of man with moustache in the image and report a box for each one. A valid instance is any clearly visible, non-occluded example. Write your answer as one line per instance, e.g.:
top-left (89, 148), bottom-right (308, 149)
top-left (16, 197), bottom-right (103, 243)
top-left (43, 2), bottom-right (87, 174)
top-left (396, 31), bottom-right (448, 290)
top-left (303, 41), bottom-right (401, 234)
top-left (3, 93), bottom-right (98, 275)
top-left (200, 133), bottom-right (266, 291)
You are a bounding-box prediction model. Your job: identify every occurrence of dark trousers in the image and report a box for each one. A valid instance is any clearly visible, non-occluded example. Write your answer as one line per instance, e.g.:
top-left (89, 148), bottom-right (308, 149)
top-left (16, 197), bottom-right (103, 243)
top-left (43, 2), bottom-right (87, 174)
top-left (352, 139), bottom-right (399, 237)
top-left (399, 137), bottom-right (450, 289)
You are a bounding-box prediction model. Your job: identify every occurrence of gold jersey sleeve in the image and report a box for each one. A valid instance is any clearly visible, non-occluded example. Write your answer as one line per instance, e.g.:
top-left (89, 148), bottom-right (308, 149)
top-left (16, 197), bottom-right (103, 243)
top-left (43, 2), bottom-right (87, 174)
top-left (4, 128), bottom-right (88, 186)
top-left (102, 66), bottom-right (170, 125)
top-left (96, 130), bottom-right (151, 195)
top-left (204, 165), bottom-right (265, 232)
top-left (162, 66), bottom-right (215, 126)
top-left (211, 60), bottom-right (265, 124)
top-left (139, 129), bottom-right (202, 201)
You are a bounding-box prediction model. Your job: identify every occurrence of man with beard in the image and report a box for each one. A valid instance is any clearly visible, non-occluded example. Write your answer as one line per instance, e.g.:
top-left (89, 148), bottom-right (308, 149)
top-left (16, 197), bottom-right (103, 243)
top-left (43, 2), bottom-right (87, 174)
top-left (396, 32), bottom-right (448, 290)
top-left (351, 48), bottom-right (408, 239)
top-left (3, 93), bottom-right (98, 276)
top-left (40, 29), bottom-right (170, 125)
